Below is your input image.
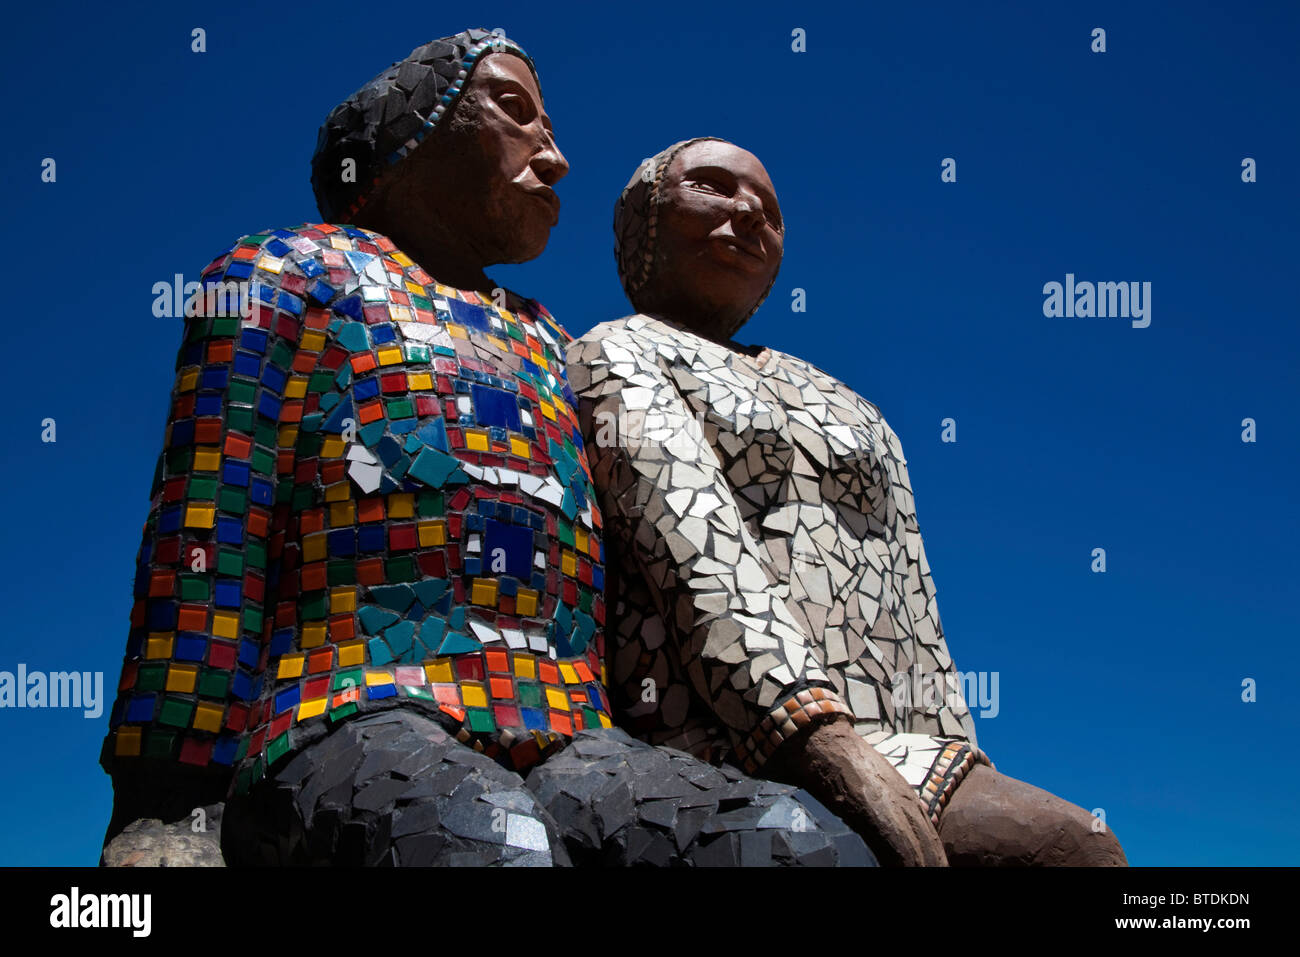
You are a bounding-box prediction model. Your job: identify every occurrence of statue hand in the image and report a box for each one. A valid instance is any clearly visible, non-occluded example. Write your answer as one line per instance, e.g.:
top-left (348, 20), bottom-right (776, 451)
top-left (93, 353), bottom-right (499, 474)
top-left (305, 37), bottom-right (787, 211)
top-left (764, 716), bottom-right (948, 867)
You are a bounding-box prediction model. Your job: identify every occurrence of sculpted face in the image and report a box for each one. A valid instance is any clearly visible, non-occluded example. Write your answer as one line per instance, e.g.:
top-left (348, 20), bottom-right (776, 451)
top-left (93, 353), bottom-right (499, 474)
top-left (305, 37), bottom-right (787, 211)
top-left (457, 53), bottom-right (568, 262)
top-left (645, 141), bottom-right (784, 335)
top-left (365, 52), bottom-right (568, 281)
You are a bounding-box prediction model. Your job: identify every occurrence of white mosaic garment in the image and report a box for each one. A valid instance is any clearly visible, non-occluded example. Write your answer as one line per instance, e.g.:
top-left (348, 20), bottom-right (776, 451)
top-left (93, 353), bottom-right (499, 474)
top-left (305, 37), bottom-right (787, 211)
top-left (569, 315), bottom-right (992, 822)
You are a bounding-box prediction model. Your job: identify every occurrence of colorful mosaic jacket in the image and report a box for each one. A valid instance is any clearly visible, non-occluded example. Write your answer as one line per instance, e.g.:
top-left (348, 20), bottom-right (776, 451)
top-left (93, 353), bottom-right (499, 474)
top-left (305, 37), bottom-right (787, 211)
top-left (102, 224), bottom-right (611, 796)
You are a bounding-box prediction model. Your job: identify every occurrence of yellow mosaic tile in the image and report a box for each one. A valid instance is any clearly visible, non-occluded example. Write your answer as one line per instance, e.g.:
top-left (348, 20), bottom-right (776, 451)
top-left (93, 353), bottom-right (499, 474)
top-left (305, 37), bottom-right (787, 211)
top-left (146, 634), bottom-right (175, 659)
top-left (417, 520), bottom-right (446, 547)
top-left (193, 702), bottom-right (224, 733)
top-left (546, 688), bottom-right (571, 711)
top-left (516, 589), bottom-right (539, 617)
top-left (276, 654), bottom-right (305, 680)
top-left (302, 532), bottom-right (328, 563)
top-left (193, 447), bottom-right (222, 472)
top-left (114, 727), bottom-right (142, 756)
top-left (166, 664), bottom-right (198, 693)
top-left (425, 659), bottom-right (454, 683)
top-left (471, 578), bottom-right (499, 606)
top-left (300, 622), bottom-right (327, 648)
top-left (184, 504), bottom-right (215, 529)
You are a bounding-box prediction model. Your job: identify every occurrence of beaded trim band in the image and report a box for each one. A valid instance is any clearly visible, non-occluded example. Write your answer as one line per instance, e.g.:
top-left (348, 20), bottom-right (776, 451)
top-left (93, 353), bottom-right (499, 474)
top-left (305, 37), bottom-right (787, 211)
top-left (918, 741), bottom-right (995, 827)
top-left (734, 686), bottom-right (853, 774)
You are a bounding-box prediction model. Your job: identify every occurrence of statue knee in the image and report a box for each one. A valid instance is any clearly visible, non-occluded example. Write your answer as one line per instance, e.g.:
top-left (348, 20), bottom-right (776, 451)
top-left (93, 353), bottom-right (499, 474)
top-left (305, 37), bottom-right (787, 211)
top-left (939, 765), bottom-right (1127, 866)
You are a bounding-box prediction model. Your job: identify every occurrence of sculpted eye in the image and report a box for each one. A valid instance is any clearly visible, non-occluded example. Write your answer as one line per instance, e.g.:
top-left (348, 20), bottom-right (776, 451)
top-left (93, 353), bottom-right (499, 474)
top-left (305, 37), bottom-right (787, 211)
top-left (686, 177), bottom-right (727, 195)
top-left (497, 93), bottom-right (534, 125)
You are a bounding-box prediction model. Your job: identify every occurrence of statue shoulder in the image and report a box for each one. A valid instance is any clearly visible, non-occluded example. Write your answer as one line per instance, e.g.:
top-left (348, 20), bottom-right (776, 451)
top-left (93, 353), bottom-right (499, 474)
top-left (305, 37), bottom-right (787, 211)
top-left (573, 313), bottom-right (685, 357)
top-left (756, 344), bottom-right (897, 433)
top-left (198, 223), bottom-right (353, 303)
top-left (209, 222), bottom-right (418, 280)
top-left (566, 315), bottom-right (676, 396)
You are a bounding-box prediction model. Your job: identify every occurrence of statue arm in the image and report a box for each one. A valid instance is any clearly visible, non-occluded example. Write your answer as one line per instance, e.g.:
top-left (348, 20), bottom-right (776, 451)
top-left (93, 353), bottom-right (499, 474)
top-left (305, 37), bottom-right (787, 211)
top-left (102, 234), bottom-right (304, 847)
top-left (871, 410), bottom-right (983, 746)
top-left (569, 323), bottom-right (851, 773)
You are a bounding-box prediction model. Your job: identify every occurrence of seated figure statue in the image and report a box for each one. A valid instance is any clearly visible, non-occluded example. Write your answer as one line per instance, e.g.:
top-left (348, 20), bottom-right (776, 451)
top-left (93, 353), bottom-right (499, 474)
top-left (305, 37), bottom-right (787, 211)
top-left (100, 35), bottom-right (872, 867)
top-left (568, 137), bottom-right (1129, 866)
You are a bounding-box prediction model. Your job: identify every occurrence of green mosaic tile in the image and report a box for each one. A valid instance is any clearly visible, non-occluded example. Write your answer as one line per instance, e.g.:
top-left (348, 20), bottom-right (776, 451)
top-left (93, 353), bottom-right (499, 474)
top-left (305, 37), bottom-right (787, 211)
top-left (144, 729), bottom-right (176, 759)
top-left (197, 669), bottom-right (229, 698)
top-left (158, 697), bottom-right (194, 729)
top-left (180, 575), bottom-right (210, 601)
top-left (219, 486), bottom-right (249, 514)
top-left (300, 592), bottom-right (328, 619)
top-left (386, 398), bottom-right (414, 419)
top-left (226, 406), bottom-right (254, 432)
top-left (385, 556), bottom-right (416, 582)
top-left (327, 560), bottom-right (356, 585)
top-left (211, 317), bottom-right (239, 339)
top-left (250, 448), bottom-right (276, 476)
top-left (188, 476), bottom-right (218, 500)
top-left (267, 731), bottom-right (291, 765)
top-left (217, 549), bottom-right (245, 577)
top-left (333, 668), bottom-right (363, 690)
top-left (297, 432), bottom-right (322, 457)
top-left (329, 701), bottom-right (358, 722)
top-left (166, 447), bottom-right (193, 473)
top-left (136, 663), bottom-right (166, 692)
top-left (268, 341), bottom-right (294, 371)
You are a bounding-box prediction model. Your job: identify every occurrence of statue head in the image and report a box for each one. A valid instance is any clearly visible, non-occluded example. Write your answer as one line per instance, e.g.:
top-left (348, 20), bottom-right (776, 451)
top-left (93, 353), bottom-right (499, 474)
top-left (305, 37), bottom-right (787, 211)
top-left (615, 138), bottom-right (784, 341)
top-left (311, 29), bottom-right (567, 280)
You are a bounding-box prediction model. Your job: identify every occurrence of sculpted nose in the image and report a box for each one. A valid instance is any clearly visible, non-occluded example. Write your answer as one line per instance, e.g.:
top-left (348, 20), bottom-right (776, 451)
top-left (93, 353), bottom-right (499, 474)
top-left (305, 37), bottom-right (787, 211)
top-left (731, 191), bottom-right (764, 233)
top-left (532, 133), bottom-right (569, 186)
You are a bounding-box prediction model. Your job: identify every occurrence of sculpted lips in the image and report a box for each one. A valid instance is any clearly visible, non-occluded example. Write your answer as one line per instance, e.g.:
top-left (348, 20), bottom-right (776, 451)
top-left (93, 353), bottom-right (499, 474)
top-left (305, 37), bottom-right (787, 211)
top-left (712, 234), bottom-right (765, 266)
top-left (523, 185), bottom-right (560, 221)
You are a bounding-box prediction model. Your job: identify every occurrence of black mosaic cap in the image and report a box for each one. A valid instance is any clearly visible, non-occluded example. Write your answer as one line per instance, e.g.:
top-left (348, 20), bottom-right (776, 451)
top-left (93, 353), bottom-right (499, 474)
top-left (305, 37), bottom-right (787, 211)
top-left (311, 28), bottom-right (539, 223)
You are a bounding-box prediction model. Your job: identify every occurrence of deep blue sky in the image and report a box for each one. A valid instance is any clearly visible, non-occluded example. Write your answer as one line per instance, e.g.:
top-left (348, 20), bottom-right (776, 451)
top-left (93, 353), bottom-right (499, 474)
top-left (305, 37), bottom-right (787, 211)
top-left (2, 1), bottom-right (1296, 865)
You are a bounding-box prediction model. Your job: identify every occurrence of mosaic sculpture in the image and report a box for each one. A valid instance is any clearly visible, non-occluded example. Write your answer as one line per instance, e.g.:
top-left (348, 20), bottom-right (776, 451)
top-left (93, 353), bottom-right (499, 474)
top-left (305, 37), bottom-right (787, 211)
top-left (100, 32), bottom-right (872, 867)
top-left (568, 137), bottom-right (1129, 866)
